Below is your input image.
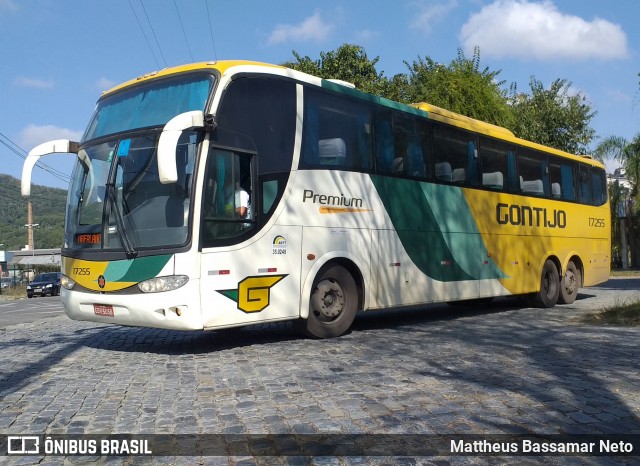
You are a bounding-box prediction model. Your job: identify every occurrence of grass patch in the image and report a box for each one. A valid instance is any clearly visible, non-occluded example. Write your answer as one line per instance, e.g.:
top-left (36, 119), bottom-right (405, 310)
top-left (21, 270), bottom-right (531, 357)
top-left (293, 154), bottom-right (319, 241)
top-left (582, 300), bottom-right (640, 326)
top-left (0, 286), bottom-right (27, 299)
top-left (610, 269), bottom-right (640, 277)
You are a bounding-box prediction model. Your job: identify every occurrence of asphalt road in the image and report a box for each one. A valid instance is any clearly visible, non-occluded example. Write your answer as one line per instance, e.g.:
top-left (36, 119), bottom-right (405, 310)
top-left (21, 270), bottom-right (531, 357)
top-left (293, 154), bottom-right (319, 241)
top-left (0, 277), bottom-right (639, 464)
top-left (0, 294), bottom-right (64, 328)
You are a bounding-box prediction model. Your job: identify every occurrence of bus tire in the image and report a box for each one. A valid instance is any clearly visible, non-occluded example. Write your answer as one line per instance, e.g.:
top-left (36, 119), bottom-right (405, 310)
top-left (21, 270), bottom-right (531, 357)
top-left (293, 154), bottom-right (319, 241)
top-left (299, 264), bottom-right (358, 339)
top-left (532, 259), bottom-right (560, 308)
top-left (558, 261), bottom-right (580, 305)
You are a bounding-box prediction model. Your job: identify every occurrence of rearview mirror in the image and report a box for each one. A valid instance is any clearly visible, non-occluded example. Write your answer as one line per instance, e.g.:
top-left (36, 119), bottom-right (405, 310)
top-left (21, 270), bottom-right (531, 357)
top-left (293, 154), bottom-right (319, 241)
top-left (22, 139), bottom-right (79, 196)
top-left (157, 110), bottom-right (208, 184)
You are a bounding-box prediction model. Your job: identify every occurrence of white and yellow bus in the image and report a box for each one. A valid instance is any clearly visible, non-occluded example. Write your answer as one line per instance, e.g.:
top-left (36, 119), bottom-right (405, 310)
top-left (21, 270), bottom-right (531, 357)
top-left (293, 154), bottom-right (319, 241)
top-left (22, 60), bottom-right (610, 338)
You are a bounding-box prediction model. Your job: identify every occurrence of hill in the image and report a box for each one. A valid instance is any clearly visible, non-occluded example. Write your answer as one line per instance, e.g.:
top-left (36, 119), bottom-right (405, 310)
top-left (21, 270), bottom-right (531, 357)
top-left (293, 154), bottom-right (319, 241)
top-left (0, 174), bottom-right (67, 250)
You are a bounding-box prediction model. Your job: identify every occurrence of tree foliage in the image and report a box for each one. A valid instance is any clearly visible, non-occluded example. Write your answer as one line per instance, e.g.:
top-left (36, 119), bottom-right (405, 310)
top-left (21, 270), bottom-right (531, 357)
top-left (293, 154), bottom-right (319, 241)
top-left (283, 44), bottom-right (391, 96)
top-left (595, 134), bottom-right (640, 196)
top-left (283, 44), bottom-right (597, 156)
top-left (404, 47), bottom-right (514, 128)
top-left (510, 77), bottom-right (596, 154)
top-left (0, 174), bottom-right (66, 251)
top-left (594, 134), bottom-right (640, 267)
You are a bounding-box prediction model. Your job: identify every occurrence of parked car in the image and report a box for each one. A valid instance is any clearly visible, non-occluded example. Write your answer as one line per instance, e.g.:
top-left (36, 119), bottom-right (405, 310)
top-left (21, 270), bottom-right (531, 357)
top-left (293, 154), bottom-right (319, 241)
top-left (27, 272), bottom-right (62, 298)
top-left (1, 278), bottom-right (10, 290)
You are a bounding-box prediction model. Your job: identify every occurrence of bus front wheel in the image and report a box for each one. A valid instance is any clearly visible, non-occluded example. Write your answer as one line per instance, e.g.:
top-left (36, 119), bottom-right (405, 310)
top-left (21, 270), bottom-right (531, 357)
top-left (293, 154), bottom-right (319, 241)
top-left (532, 259), bottom-right (560, 308)
top-left (299, 264), bottom-right (358, 339)
top-left (558, 261), bottom-right (580, 305)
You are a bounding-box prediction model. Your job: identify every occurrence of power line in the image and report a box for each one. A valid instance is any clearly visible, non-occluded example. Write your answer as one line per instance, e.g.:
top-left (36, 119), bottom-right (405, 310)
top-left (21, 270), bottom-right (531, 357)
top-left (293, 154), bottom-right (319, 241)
top-left (140, 0), bottom-right (167, 67)
top-left (0, 133), bottom-right (70, 182)
top-left (128, 0), bottom-right (160, 69)
top-left (204, 0), bottom-right (217, 60)
top-left (0, 132), bottom-right (70, 183)
top-left (173, 0), bottom-right (193, 62)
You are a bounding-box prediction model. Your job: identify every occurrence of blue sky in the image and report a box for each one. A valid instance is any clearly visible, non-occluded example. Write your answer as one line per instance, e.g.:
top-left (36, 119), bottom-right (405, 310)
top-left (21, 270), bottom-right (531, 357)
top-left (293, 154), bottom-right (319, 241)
top-left (1, 0), bottom-right (638, 188)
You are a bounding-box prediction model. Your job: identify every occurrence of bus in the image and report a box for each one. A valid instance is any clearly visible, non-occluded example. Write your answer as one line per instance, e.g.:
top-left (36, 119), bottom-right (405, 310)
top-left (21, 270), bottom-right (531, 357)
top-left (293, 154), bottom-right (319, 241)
top-left (21, 60), bottom-right (610, 338)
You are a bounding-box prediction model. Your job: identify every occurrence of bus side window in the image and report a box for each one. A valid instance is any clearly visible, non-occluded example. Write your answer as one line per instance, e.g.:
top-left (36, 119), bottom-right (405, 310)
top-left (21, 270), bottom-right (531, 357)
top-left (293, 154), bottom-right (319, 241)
top-left (375, 110), bottom-right (394, 173)
top-left (319, 138), bottom-right (347, 165)
top-left (301, 88), bottom-right (373, 171)
top-left (262, 179), bottom-right (278, 214)
top-left (518, 149), bottom-right (549, 197)
top-left (591, 167), bottom-right (607, 206)
top-left (378, 112), bottom-right (425, 178)
top-left (202, 148), bottom-right (254, 243)
top-left (418, 121), bottom-right (432, 180)
top-left (549, 159), bottom-right (576, 201)
top-left (406, 132), bottom-right (425, 178)
top-left (432, 123), bottom-right (478, 186)
top-left (578, 165), bottom-right (592, 204)
top-left (479, 137), bottom-right (511, 191)
top-left (391, 115), bottom-right (410, 175)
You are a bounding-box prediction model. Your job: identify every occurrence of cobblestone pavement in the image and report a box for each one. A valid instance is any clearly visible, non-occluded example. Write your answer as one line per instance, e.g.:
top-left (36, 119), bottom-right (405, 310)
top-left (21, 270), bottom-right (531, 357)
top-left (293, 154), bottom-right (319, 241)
top-left (1, 278), bottom-right (639, 465)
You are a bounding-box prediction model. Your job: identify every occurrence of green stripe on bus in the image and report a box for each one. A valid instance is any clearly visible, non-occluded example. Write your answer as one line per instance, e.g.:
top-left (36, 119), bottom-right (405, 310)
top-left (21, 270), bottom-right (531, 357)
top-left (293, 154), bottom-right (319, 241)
top-left (370, 176), bottom-right (507, 281)
top-left (104, 254), bottom-right (172, 283)
top-left (320, 80), bottom-right (428, 117)
top-left (419, 183), bottom-right (507, 280)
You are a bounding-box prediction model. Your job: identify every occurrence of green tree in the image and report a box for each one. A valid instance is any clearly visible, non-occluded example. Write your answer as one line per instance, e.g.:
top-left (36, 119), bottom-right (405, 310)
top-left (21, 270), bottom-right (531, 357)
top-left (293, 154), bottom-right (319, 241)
top-left (510, 77), bottom-right (596, 154)
top-left (283, 44), bottom-right (392, 96)
top-left (404, 47), bottom-right (514, 128)
top-left (594, 134), bottom-right (640, 268)
top-left (0, 174), bottom-right (66, 251)
top-left (595, 135), bottom-right (640, 196)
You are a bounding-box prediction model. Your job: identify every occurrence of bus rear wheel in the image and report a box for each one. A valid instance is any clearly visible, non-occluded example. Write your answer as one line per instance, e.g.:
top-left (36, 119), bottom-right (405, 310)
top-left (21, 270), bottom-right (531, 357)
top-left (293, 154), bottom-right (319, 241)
top-left (558, 261), bottom-right (580, 305)
top-left (299, 264), bottom-right (358, 339)
top-left (532, 259), bottom-right (560, 308)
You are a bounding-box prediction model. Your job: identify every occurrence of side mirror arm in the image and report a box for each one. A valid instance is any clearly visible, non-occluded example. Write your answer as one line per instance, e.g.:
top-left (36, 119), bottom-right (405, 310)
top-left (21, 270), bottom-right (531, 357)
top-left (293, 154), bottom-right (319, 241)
top-left (21, 140), bottom-right (80, 196)
top-left (157, 111), bottom-right (214, 184)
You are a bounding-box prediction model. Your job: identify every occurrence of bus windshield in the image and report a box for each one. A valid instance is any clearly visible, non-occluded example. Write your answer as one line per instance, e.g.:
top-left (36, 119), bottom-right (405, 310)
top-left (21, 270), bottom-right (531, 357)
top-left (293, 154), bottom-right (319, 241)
top-left (63, 74), bottom-right (214, 255)
top-left (83, 74), bottom-right (214, 142)
top-left (65, 131), bottom-right (199, 254)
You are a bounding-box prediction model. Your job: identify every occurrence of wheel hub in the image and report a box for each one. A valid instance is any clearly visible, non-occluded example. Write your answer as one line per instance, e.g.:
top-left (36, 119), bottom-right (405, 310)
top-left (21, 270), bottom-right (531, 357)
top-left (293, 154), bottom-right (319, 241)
top-left (312, 279), bottom-right (344, 320)
top-left (564, 271), bottom-right (577, 294)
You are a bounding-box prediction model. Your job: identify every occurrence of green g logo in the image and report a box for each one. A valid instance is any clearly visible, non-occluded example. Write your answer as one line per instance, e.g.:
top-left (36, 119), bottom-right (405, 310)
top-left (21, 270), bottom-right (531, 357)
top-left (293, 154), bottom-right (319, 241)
top-left (217, 275), bottom-right (288, 313)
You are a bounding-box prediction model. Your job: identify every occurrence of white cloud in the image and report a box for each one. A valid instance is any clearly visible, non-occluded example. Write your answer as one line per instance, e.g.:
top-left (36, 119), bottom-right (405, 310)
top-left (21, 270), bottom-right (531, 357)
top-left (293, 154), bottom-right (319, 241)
top-left (459, 0), bottom-right (629, 61)
top-left (13, 77), bottom-right (55, 90)
top-left (0, 0), bottom-right (18, 13)
top-left (267, 11), bottom-right (333, 45)
top-left (18, 124), bottom-right (83, 150)
top-left (95, 77), bottom-right (116, 92)
top-left (411, 0), bottom-right (458, 33)
top-left (355, 29), bottom-right (379, 42)
top-left (605, 88), bottom-right (632, 105)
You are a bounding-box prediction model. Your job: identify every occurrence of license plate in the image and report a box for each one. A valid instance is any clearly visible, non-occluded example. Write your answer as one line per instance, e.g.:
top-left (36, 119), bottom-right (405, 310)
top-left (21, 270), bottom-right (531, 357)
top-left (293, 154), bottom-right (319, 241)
top-left (93, 304), bottom-right (114, 317)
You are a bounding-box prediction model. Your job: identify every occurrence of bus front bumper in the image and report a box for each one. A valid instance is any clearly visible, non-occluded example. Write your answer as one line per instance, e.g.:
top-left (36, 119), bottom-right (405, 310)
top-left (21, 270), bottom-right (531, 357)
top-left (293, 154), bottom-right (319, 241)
top-left (60, 279), bottom-right (204, 331)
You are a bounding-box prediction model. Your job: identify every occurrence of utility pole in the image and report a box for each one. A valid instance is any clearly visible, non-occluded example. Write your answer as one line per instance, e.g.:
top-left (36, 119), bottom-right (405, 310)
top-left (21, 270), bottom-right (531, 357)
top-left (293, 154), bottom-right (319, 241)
top-left (25, 202), bottom-right (39, 280)
top-left (27, 200), bottom-right (35, 251)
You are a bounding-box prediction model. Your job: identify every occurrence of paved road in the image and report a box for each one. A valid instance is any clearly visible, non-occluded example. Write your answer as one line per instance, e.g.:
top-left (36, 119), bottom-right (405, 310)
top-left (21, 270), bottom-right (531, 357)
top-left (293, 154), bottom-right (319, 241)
top-left (0, 295), bottom-right (63, 328)
top-left (0, 278), bottom-right (639, 464)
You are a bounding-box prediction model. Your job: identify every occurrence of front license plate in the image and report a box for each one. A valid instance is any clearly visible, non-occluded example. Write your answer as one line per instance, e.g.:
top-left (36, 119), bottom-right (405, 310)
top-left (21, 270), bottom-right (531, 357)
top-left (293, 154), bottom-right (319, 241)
top-left (93, 304), bottom-right (114, 317)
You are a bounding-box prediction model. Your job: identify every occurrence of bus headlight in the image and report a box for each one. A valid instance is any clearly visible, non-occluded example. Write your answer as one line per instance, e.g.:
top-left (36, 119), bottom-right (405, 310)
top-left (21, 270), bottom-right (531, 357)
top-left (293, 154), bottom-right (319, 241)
top-left (61, 275), bottom-right (75, 290)
top-left (138, 275), bottom-right (189, 293)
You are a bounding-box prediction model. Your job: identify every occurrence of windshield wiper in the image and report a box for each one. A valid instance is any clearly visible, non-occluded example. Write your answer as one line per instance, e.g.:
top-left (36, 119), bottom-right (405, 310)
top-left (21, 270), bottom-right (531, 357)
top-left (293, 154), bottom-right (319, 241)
top-left (105, 182), bottom-right (137, 259)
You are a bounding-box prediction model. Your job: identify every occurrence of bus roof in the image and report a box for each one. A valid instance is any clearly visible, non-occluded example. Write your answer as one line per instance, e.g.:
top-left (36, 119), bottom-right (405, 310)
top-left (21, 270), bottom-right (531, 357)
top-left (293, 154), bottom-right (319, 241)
top-left (412, 102), bottom-right (603, 169)
top-left (101, 59), bottom-right (604, 170)
top-left (412, 103), bottom-right (515, 139)
top-left (101, 60), bottom-right (285, 96)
